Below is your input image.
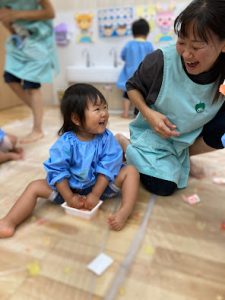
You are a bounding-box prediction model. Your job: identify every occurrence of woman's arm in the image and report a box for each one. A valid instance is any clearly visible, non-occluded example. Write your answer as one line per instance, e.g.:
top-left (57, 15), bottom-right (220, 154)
top-left (0, 0), bottom-right (55, 23)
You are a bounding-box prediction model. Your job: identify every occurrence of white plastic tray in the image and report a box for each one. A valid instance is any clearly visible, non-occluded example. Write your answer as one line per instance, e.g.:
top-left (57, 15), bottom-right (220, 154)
top-left (61, 201), bottom-right (103, 220)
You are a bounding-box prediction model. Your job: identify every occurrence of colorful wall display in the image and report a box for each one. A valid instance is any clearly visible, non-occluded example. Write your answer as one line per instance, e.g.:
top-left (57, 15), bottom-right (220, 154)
top-left (54, 22), bottom-right (71, 46)
top-left (75, 13), bottom-right (94, 43)
top-left (97, 7), bottom-right (134, 38)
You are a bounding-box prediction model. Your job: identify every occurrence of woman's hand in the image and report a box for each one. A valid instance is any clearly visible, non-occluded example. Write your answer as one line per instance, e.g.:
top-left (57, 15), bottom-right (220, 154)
top-left (145, 109), bottom-right (180, 138)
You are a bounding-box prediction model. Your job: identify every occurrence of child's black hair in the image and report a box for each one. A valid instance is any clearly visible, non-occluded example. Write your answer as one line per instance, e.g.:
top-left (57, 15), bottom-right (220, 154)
top-left (132, 18), bottom-right (150, 37)
top-left (58, 83), bottom-right (107, 135)
top-left (174, 0), bottom-right (225, 100)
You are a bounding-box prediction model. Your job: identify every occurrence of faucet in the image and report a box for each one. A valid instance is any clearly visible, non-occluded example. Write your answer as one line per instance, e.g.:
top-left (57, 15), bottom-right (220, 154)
top-left (82, 48), bottom-right (91, 67)
top-left (109, 47), bottom-right (118, 67)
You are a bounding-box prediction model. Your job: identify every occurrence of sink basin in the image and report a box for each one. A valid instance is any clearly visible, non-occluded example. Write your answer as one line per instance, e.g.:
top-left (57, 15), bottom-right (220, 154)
top-left (66, 65), bottom-right (122, 83)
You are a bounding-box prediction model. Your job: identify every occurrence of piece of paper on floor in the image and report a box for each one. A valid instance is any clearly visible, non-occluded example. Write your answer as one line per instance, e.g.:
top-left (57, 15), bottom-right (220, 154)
top-left (212, 177), bottom-right (225, 185)
top-left (87, 252), bottom-right (113, 276)
top-left (182, 193), bottom-right (201, 205)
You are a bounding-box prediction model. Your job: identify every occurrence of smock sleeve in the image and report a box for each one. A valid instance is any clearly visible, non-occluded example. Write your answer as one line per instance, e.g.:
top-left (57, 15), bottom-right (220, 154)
top-left (96, 130), bottom-right (123, 182)
top-left (43, 135), bottom-right (72, 189)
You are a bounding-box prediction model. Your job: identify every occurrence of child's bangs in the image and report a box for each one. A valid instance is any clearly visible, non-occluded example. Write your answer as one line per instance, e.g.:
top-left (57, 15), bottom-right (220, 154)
top-left (88, 94), bottom-right (107, 106)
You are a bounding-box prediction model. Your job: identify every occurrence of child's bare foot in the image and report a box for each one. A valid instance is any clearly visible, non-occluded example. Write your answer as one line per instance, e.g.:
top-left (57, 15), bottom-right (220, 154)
top-left (19, 131), bottom-right (44, 144)
top-left (108, 208), bottom-right (131, 231)
top-left (0, 219), bottom-right (16, 238)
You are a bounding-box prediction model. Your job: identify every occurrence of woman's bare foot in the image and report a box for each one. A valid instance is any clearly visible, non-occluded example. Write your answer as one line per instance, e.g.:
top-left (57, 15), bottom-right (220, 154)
top-left (190, 157), bottom-right (205, 179)
top-left (108, 207), bottom-right (131, 231)
top-left (19, 131), bottom-right (44, 144)
top-left (0, 219), bottom-right (16, 238)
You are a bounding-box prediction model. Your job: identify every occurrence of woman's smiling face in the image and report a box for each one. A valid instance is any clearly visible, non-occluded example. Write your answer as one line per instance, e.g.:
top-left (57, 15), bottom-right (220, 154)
top-left (176, 24), bottom-right (225, 75)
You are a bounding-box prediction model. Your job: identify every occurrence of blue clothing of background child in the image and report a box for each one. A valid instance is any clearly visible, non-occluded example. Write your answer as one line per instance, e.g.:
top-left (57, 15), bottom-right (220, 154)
top-left (116, 18), bottom-right (154, 118)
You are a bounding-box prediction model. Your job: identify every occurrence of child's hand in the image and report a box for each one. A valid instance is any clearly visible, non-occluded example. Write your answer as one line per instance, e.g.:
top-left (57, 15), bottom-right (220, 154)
top-left (146, 109), bottom-right (180, 138)
top-left (84, 192), bottom-right (99, 210)
top-left (67, 194), bottom-right (85, 209)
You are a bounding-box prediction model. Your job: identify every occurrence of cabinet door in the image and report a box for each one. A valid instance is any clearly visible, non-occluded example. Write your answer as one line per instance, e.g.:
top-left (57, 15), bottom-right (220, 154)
top-left (0, 24), bottom-right (21, 109)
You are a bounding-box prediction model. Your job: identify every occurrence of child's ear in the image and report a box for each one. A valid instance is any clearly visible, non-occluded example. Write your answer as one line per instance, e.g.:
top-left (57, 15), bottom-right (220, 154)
top-left (71, 113), bottom-right (80, 126)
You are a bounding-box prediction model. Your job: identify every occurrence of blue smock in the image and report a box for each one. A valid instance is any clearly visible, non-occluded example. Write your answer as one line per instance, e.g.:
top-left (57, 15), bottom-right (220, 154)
top-left (0, 129), bottom-right (6, 143)
top-left (0, 0), bottom-right (59, 83)
top-left (116, 39), bottom-right (154, 91)
top-left (126, 44), bottom-right (224, 188)
top-left (44, 129), bottom-right (123, 190)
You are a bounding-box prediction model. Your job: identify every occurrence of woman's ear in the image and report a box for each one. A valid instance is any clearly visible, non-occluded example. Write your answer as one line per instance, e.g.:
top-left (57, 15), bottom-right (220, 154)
top-left (71, 113), bottom-right (80, 126)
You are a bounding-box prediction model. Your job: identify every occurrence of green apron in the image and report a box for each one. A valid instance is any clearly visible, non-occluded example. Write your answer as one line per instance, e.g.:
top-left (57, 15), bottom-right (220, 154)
top-left (126, 44), bottom-right (224, 188)
top-left (0, 0), bottom-right (59, 83)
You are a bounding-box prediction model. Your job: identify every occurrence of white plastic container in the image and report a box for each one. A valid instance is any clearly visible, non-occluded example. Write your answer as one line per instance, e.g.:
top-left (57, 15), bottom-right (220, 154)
top-left (61, 201), bottom-right (103, 220)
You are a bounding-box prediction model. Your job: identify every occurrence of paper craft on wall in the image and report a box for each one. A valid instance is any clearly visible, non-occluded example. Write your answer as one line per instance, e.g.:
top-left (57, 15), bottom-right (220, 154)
top-left (154, 2), bottom-right (176, 43)
top-left (75, 13), bottom-right (94, 43)
top-left (136, 5), bottom-right (156, 32)
top-left (54, 23), bottom-right (71, 46)
top-left (135, 2), bottom-right (178, 46)
top-left (98, 7), bottom-right (134, 38)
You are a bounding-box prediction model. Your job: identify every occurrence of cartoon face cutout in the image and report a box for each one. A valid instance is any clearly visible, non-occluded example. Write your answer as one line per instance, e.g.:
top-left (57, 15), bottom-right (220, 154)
top-left (75, 14), bottom-right (93, 31)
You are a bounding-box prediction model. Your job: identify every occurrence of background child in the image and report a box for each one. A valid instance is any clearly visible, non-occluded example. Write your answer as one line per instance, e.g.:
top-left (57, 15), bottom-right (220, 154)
top-left (0, 83), bottom-right (139, 238)
top-left (0, 128), bottom-right (23, 163)
top-left (0, 0), bottom-right (59, 144)
top-left (116, 0), bottom-right (225, 196)
top-left (116, 18), bottom-right (154, 118)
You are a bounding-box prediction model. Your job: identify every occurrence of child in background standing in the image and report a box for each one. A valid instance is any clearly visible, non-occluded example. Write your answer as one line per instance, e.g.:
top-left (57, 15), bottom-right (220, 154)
top-left (116, 18), bottom-right (154, 118)
top-left (0, 0), bottom-right (59, 144)
top-left (0, 83), bottom-right (139, 238)
top-left (0, 128), bottom-right (23, 163)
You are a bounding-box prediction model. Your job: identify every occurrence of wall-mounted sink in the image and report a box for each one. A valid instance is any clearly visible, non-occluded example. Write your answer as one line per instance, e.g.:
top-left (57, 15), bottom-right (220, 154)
top-left (66, 65), bottom-right (122, 83)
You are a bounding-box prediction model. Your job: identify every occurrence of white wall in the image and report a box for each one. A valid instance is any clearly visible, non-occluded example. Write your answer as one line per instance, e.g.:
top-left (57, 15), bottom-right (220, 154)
top-left (52, 1), bottom-right (189, 103)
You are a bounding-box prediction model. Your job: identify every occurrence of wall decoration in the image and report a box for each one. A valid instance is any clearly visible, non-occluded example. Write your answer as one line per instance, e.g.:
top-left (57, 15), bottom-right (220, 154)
top-left (154, 2), bottom-right (176, 44)
top-left (135, 2), bottom-right (179, 46)
top-left (97, 7), bottom-right (134, 38)
top-left (75, 13), bottom-right (94, 43)
top-left (54, 23), bottom-right (71, 46)
top-left (136, 5), bottom-right (156, 32)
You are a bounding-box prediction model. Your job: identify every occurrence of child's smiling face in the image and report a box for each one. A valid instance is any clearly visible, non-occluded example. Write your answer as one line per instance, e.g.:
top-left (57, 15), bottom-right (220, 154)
top-left (73, 97), bottom-right (109, 140)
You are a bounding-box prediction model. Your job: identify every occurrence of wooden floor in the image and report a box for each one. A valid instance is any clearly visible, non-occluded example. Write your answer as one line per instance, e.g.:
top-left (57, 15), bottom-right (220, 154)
top-left (0, 105), bottom-right (225, 300)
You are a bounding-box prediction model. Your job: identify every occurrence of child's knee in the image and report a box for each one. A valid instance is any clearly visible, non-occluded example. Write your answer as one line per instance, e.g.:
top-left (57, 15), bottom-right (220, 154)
top-left (125, 165), bottom-right (139, 178)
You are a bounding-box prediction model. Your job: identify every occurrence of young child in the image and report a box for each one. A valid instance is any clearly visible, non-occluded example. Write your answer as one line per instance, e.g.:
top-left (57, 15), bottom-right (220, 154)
top-left (0, 129), bottom-right (23, 163)
top-left (116, 18), bottom-right (154, 118)
top-left (116, 0), bottom-right (225, 196)
top-left (0, 0), bottom-right (58, 144)
top-left (0, 83), bottom-right (139, 238)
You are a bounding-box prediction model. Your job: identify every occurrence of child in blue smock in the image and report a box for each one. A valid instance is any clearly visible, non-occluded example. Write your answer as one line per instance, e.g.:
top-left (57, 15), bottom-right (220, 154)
top-left (0, 83), bottom-right (139, 238)
top-left (0, 0), bottom-right (59, 144)
top-left (116, 18), bottom-right (154, 118)
top-left (0, 129), bottom-right (23, 163)
top-left (116, 0), bottom-right (225, 196)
